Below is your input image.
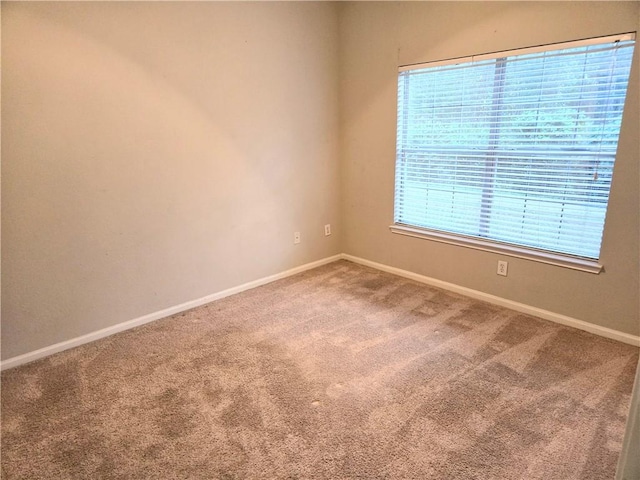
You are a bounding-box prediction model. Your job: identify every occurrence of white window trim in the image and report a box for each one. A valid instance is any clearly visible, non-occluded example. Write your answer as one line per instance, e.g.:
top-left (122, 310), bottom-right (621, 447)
top-left (389, 224), bottom-right (603, 274)
top-left (392, 32), bottom-right (636, 274)
top-left (398, 32), bottom-right (635, 72)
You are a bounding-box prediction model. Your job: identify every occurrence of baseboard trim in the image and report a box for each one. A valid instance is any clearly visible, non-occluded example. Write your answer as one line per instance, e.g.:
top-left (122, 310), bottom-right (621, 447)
top-left (3, 252), bottom-right (637, 371)
top-left (0, 254), bottom-right (342, 371)
top-left (342, 254), bottom-right (640, 347)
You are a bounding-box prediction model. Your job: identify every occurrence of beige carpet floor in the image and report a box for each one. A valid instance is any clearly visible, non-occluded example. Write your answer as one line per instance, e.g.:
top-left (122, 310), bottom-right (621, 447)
top-left (1, 260), bottom-right (638, 479)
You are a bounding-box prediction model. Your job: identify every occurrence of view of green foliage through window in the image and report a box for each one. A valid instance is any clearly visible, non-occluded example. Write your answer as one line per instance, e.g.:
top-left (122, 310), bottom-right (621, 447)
top-left (394, 34), bottom-right (635, 260)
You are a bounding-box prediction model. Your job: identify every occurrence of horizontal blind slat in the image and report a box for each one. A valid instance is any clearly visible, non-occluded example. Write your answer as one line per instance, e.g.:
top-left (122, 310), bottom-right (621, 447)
top-left (395, 35), bottom-right (635, 260)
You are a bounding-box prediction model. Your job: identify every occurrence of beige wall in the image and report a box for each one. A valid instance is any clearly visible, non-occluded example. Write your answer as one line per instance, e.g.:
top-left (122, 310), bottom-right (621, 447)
top-left (1, 2), bottom-right (341, 360)
top-left (339, 1), bottom-right (640, 336)
top-left (2, 2), bottom-right (639, 361)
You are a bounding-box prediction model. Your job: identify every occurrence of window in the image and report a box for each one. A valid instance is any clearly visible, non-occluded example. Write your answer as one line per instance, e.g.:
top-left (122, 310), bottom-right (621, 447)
top-left (392, 33), bottom-right (635, 272)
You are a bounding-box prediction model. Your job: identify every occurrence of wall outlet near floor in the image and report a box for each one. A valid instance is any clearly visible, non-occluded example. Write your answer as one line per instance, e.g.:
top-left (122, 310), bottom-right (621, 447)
top-left (294, 232), bottom-right (301, 244)
top-left (497, 260), bottom-right (508, 276)
top-left (324, 224), bottom-right (332, 236)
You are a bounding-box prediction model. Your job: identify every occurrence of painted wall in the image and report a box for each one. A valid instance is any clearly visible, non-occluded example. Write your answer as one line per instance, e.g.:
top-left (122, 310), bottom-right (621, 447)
top-left (1, 2), bottom-right (341, 360)
top-left (2, 1), bottom-right (639, 362)
top-left (339, 1), bottom-right (640, 336)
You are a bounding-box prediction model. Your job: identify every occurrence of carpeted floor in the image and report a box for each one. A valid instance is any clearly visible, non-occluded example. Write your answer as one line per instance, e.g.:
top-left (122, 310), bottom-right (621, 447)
top-left (1, 260), bottom-right (638, 479)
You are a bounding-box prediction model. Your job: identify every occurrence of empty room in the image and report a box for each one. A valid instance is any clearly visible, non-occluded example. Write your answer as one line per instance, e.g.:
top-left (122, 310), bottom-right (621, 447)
top-left (1, 2), bottom-right (639, 479)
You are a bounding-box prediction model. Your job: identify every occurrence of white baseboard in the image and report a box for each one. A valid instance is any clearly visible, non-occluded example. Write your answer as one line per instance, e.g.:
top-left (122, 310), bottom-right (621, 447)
top-left (342, 254), bottom-right (640, 347)
top-left (3, 252), bottom-right (637, 371)
top-left (0, 254), bottom-right (342, 371)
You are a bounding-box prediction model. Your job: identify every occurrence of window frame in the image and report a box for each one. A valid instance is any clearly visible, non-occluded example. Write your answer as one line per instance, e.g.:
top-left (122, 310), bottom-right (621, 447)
top-left (391, 32), bottom-right (636, 274)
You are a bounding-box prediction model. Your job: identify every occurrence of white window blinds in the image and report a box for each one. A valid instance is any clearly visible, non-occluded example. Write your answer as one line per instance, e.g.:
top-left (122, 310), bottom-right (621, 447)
top-left (394, 33), bottom-right (635, 261)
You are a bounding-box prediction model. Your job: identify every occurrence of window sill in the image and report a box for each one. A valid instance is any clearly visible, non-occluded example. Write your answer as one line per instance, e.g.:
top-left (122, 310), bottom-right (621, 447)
top-left (389, 224), bottom-right (603, 274)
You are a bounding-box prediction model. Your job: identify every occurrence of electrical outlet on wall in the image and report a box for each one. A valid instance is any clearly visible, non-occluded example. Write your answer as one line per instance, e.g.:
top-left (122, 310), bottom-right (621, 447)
top-left (324, 224), bottom-right (332, 236)
top-left (294, 232), bottom-right (301, 244)
top-left (497, 260), bottom-right (508, 276)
